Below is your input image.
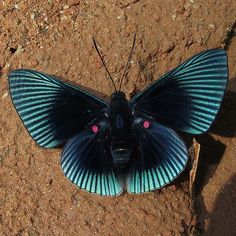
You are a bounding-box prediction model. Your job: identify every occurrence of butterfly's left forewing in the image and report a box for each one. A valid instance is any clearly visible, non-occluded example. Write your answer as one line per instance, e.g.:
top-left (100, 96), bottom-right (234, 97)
top-left (127, 117), bottom-right (188, 194)
top-left (9, 69), bottom-right (108, 148)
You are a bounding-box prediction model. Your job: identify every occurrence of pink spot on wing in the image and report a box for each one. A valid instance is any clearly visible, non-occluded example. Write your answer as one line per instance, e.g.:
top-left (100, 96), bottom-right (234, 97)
top-left (143, 120), bottom-right (150, 129)
top-left (91, 125), bottom-right (99, 133)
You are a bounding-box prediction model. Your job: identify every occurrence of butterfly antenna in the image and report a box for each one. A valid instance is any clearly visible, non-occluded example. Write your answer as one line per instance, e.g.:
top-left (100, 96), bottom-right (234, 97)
top-left (118, 33), bottom-right (136, 92)
top-left (92, 37), bottom-right (117, 92)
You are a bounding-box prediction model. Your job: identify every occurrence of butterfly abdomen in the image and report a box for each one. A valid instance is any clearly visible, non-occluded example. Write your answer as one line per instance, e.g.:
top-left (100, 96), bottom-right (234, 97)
top-left (108, 92), bottom-right (132, 168)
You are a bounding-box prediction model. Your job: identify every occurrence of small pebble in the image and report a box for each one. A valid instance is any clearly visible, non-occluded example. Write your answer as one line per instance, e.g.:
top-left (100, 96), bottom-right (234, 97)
top-left (209, 24), bottom-right (215, 29)
top-left (2, 92), bottom-right (8, 99)
top-left (172, 14), bottom-right (177, 21)
top-left (171, 185), bottom-right (178, 191)
top-left (31, 13), bottom-right (35, 20)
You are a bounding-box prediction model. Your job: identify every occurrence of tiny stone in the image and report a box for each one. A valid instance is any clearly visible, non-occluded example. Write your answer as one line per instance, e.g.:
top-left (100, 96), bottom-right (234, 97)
top-left (2, 92), bottom-right (8, 99)
top-left (2, 63), bottom-right (10, 73)
top-left (171, 184), bottom-right (177, 191)
top-left (16, 46), bottom-right (25, 55)
top-left (31, 13), bottom-right (35, 20)
top-left (191, 218), bottom-right (198, 226)
top-left (63, 4), bottom-right (70, 9)
top-left (209, 24), bottom-right (215, 29)
top-left (61, 15), bottom-right (68, 21)
top-left (172, 14), bottom-right (177, 21)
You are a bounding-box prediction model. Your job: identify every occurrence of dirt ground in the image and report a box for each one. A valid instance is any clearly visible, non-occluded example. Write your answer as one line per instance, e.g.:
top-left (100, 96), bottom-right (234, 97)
top-left (0, 1), bottom-right (236, 235)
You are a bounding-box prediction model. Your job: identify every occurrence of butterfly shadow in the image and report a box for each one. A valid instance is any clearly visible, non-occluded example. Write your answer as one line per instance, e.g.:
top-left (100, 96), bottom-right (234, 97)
top-left (203, 174), bottom-right (236, 235)
top-left (210, 78), bottom-right (236, 138)
top-left (195, 79), bottom-right (236, 192)
top-left (194, 79), bottom-right (236, 232)
top-left (193, 134), bottom-right (226, 232)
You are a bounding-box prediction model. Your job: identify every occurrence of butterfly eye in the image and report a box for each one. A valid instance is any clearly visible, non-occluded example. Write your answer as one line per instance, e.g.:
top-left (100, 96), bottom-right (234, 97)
top-left (91, 125), bottom-right (100, 133)
top-left (143, 120), bottom-right (150, 129)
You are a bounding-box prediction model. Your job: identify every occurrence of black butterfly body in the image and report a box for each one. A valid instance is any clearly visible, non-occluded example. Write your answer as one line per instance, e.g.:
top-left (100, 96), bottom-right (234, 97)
top-left (9, 49), bottom-right (228, 196)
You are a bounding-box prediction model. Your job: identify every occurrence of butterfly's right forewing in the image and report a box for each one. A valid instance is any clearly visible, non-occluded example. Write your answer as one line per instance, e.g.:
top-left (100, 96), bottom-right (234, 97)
top-left (130, 49), bottom-right (228, 134)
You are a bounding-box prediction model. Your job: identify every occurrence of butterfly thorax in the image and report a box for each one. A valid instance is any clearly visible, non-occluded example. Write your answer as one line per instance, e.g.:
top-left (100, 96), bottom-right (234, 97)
top-left (108, 92), bottom-right (132, 169)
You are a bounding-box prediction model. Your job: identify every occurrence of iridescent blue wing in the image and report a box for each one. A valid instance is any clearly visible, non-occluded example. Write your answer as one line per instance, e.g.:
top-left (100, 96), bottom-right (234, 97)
top-left (130, 49), bottom-right (228, 134)
top-left (127, 117), bottom-right (188, 194)
top-left (9, 69), bottom-right (108, 148)
top-left (61, 120), bottom-right (123, 196)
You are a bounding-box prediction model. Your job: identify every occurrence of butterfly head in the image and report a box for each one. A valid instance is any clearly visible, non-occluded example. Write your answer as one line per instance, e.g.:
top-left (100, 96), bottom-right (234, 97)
top-left (110, 91), bottom-right (126, 101)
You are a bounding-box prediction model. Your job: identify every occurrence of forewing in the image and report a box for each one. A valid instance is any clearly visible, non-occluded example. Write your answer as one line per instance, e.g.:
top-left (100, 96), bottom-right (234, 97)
top-left (130, 49), bottom-right (228, 134)
top-left (127, 117), bottom-right (188, 194)
top-left (61, 120), bottom-right (123, 196)
top-left (9, 69), bottom-right (108, 148)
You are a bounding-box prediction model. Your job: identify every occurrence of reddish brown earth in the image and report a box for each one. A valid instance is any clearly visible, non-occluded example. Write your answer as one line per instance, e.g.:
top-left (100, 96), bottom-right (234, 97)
top-left (0, 1), bottom-right (236, 235)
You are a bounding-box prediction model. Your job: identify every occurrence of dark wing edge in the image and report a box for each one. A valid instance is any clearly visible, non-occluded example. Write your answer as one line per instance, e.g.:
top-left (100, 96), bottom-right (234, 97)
top-left (127, 117), bottom-right (188, 194)
top-left (9, 69), bottom-right (108, 148)
top-left (61, 120), bottom-right (123, 196)
top-left (130, 49), bottom-right (228, 134)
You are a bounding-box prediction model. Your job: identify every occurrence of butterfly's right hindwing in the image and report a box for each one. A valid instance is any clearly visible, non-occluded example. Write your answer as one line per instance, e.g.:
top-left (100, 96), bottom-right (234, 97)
top-left (9, 69), bottom-right (108, 148)
top-left (127, 117), bottom-right (188, 194)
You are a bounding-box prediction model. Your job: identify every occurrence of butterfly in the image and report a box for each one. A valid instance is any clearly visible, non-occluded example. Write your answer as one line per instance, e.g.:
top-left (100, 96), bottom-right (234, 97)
top-left (8, 36), bottom-right (228, 196)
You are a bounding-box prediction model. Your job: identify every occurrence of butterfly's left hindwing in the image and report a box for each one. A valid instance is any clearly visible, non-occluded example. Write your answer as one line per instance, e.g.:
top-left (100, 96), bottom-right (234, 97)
top-left (61, 120), bottom-right (123, 196)
top-left (9, 69), bottom-right (108, 148)
top-left (127, 117), bottom-right (188, 194)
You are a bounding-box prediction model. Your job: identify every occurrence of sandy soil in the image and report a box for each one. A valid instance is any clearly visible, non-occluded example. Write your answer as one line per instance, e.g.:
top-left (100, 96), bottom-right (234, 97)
top-left (0, 1), bottom-right (236, 235)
